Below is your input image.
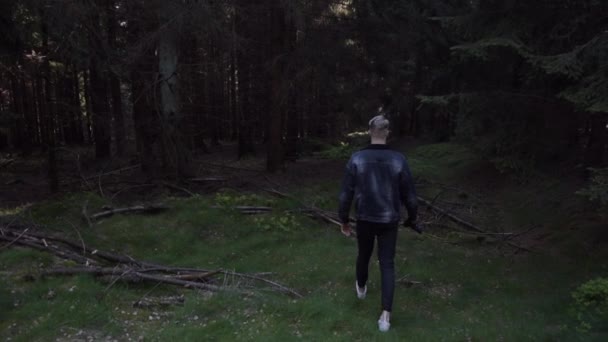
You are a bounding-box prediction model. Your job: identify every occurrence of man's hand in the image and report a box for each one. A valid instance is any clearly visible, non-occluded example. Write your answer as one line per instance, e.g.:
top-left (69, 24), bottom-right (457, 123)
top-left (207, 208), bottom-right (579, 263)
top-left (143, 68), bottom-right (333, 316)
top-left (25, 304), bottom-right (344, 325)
top-left (404, 219), bottom-right (423, 234)
top-left (341, 223), bottom-right (353, 237)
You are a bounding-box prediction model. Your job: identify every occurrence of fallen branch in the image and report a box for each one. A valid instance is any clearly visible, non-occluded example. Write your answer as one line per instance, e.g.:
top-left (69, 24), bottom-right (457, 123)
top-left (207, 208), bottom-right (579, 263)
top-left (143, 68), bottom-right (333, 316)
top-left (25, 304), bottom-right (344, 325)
top-left (397, 275), bottom-right (423, 287)
top-left (133, 295), bottom-right (185, 308)
top-left (263, 188), bottom-right (356, 236)
top-left (38, 266), bottom-right (232, 293)
top-left (1, 226), bottom-right (301, 297)
top-left (162, 182), bottom-right (195, 197)
top-left (81, 200), bottom-right (93, 228)
top-left (90, 205), bottom-right (169, 221)
top-left (417, 197), bottom-right (486, 233)
top-left (0, 234), bottom-right (95, 265)
top-left (428, 223), bottom-right (513, 236)
top-left (211, 206), bottom-right (273, 215)
top-left (199, 161), bottom-right (263, 173)
top-left (83, 165), bottom-right (140, 181)
top-left (0, 228), bottom-right (28, 250)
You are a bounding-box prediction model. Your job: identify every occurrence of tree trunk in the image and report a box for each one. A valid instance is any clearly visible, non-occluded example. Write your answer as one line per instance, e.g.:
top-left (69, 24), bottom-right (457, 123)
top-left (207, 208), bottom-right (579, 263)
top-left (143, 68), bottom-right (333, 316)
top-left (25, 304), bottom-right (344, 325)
top-left (81, 71), bottom-right (93, 144)
top-left (235, 2), bottom-right (256, 158)
top-left (107, 0), bottom-right (126, 156)
top-left (158, 3), bottom-right (190, 177)
top-left (72, 69), bottom-right (85, 144)
top-left (584, 112), bottom-right (608, 168)
top-left (88, 8), bottom-right (111, 160)
top-left (89, 60), bottom-right (112, 159)
top-left (9, 74), bottom-right (25, 150)
top-left (266, 2), bottom-right (286, 172)
top-left (230, 34), bottom-right (238, 141)
top-left (41, 6), bottom-right (58, 193)
top-left (34, 76), bottom-right (47, 146)
top-left (127, 1), bottom-right (162, 177)
top-left (284, 11), bottom-right (298, 162)
top-left (22, 76), bottom-right (39, 148)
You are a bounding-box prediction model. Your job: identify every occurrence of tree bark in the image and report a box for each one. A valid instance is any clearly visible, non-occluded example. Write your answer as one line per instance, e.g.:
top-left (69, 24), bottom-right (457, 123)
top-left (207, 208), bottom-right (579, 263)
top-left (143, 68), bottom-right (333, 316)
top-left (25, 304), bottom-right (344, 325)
top-left (267, 2), bottom-right (286, 172)
top-left (127, 1), bottom-right (162, 176)
top-left (89, 8), bottom-right (112, 160)
top-left (230, 30), bottom-right (238, 141)
top-left (158, 2), bottom-right (190, 177)
top-left (89, 60), bottom-right (112, 159)
top-left (235, 2), bottom-right (256, 158)
top-left (107, 0), bottom-right (126, 156)
top-left (41, 6), bottom-right (59, 193)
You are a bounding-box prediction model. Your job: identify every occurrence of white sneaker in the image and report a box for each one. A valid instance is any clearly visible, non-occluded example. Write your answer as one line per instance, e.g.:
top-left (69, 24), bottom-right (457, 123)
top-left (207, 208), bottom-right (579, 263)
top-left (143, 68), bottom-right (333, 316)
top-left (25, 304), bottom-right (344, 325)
top-left (378, 311), bottom-right (390, 332)
top-left (355, 281), bottom-right (367, 299)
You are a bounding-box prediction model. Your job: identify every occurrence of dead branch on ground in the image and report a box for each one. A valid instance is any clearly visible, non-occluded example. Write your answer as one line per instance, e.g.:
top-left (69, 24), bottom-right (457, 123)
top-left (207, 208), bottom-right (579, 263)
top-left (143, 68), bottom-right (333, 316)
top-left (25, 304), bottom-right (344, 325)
top-left (0, 225), bottom-right (302, 298)
top-left (418, 197), bottom-right (486, 233)
top-left (89, 205), bottom-right (169, 221)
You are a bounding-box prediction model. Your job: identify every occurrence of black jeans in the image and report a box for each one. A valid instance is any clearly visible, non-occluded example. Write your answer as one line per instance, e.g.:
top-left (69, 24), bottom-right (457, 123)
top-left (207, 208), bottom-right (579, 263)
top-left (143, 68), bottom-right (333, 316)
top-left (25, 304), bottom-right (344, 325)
top-left (356, 220), bottom-right (398, 312)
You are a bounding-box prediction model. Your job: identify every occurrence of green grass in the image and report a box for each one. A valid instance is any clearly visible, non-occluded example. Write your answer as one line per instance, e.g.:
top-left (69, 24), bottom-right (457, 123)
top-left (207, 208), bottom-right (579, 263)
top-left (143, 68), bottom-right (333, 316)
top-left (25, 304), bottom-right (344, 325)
top-left (1, 143), bottom-right (607, 341)
top-left (408, 143), bottom-right (484, 182)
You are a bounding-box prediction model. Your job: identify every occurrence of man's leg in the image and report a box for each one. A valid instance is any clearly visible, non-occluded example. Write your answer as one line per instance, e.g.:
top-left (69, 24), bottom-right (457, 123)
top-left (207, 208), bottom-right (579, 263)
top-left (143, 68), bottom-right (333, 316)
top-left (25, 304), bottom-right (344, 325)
top-left (377, 224), bottom-right (398, 312)
top-left (356, 221), bottom-right (375, 288)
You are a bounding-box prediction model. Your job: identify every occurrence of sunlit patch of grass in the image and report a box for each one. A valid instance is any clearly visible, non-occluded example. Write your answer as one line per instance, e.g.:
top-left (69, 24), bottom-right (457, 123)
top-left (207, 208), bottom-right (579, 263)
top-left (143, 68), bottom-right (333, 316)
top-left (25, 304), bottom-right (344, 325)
top-left (0, 203), bottom-right (32, 217)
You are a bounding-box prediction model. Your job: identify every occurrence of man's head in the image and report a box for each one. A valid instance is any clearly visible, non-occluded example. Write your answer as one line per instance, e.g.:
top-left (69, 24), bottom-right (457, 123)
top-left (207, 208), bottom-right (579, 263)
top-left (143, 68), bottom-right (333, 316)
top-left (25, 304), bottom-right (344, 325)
top-left (368, 115), bottom-right (390, 141)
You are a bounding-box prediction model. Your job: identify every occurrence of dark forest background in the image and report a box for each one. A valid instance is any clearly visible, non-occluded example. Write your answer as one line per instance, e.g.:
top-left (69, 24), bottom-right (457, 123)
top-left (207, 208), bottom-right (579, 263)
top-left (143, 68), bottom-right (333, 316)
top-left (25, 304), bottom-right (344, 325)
top-left (2, 1), bottom-right (608, 339)
top-left (0, 0), bottom-right (606, 185)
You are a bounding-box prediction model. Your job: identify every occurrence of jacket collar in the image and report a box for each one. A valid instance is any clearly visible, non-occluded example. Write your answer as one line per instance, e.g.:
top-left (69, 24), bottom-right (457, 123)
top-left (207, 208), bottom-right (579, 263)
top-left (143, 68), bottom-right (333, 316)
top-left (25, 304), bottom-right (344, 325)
top-left (363, 144), bottom-right (390, 150)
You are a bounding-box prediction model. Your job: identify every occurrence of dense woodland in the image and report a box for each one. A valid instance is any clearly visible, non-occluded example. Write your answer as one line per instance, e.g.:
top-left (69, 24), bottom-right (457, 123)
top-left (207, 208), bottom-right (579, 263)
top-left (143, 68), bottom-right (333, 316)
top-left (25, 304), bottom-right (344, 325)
top-left (0, 0), bottom-right (607, 185)
top-left (2, 1), bottom-right (608, 339)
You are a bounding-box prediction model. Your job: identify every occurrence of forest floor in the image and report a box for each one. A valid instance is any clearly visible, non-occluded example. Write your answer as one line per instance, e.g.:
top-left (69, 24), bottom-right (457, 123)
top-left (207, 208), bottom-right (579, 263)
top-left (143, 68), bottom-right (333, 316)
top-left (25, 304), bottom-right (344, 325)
top-left (0, 140), bottom-right (607, 341)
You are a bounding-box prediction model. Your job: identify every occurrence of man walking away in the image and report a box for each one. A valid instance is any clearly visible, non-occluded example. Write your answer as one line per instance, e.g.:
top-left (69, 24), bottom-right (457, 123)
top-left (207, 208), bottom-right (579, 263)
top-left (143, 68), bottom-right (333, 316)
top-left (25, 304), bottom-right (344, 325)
top-left (338, 114), bottom-right (419, 332)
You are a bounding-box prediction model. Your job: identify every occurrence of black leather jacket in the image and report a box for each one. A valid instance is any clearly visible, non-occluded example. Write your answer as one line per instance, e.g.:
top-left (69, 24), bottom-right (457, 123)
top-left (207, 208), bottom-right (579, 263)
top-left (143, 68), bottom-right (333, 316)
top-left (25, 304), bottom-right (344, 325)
top-left (338, 144), bottom-right (418, 224)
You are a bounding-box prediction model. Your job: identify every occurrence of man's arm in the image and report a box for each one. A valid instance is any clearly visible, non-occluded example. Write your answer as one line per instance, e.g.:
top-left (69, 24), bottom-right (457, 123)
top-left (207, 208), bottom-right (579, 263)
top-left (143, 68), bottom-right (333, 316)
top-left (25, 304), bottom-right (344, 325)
top-left (399, 158), bottom-right (418, 223)
top-left (338, 157), bottom-right (356, 225)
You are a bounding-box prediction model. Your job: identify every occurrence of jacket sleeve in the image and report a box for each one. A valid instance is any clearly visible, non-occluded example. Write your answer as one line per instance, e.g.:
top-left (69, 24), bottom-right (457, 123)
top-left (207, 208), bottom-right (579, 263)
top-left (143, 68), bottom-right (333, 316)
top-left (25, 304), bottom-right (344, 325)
top-left (399, 157), bottom-right (418, 222)
top-left (338, 157), bottom-right (356, 224)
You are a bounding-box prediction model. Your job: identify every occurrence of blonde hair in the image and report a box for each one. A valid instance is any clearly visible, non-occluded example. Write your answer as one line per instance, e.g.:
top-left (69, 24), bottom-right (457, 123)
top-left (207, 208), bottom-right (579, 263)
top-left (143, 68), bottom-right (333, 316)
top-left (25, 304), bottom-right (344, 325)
top-left (369, 115), bottom-right (389, 138)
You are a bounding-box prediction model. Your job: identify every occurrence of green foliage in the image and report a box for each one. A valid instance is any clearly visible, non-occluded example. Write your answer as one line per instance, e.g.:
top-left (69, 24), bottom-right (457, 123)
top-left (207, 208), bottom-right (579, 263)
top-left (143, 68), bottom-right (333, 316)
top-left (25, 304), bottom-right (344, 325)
top-left (451, 37), bottom-right (527, 62)
top-left (560, 72), bottom-right (608, 113)
top-left (577, 168), bottom-right (608, 207)
top-left (454, 93), bottom-right (540, 176)
top-left (408, 143), bottom-right (481, 182)
top-left (252, 212), bottom-right (301, 232)
top-left (572, 278), bottom-right (608, 332)
top-left (26, 192), bottom-right (108, 229)
top-left (317, 141), bottom-right (357, 160)
top-left (417, 95), bottom-right (454, 108)
top-left (214, 191), bottom-right (275, 208)
top-left (531, 49), bottom-right (584, 80)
